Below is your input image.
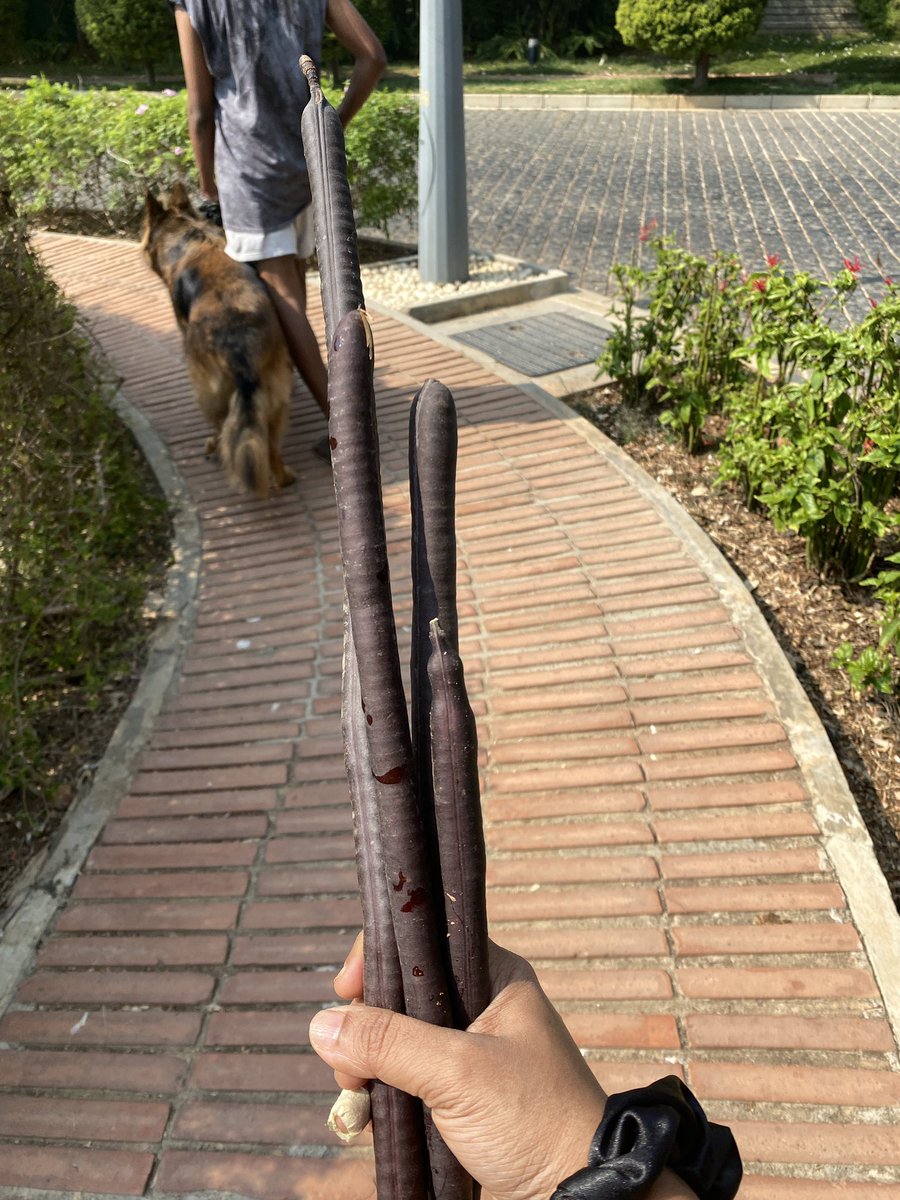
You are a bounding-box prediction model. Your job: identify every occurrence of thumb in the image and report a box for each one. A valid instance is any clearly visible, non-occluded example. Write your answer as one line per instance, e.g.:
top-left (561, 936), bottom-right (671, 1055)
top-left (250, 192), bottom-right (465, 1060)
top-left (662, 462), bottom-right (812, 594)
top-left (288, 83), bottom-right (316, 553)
top-left (309, 1004), bottom-right (467, 1104)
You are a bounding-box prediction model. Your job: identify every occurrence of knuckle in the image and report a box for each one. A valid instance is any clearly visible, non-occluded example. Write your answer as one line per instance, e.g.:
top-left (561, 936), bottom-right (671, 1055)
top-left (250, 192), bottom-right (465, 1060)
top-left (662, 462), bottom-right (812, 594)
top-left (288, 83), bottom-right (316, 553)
top-left (349, 1007), bottom-right (403, 1073)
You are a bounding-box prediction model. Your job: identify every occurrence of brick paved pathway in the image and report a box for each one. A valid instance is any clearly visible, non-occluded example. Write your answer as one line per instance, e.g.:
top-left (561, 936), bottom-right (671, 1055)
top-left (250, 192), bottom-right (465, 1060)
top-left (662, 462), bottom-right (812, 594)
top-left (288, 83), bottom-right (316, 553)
top-left (1, 232), bottom-right (899, 1198)
top-left (401, 110), bottom-right (900, 302)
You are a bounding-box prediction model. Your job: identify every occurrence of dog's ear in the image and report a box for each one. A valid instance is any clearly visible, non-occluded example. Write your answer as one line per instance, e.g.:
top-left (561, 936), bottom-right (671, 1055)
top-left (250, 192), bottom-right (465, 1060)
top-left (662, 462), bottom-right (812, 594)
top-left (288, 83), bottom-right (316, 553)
top-left (144, 190), bottom-right (163, 219)
top-left (169, 180), bottom-right (195, 214)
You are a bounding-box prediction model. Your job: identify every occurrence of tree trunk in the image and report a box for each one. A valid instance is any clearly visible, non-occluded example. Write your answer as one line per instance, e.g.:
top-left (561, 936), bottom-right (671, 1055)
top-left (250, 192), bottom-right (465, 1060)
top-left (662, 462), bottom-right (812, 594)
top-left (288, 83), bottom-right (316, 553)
top-left (693, 50), bottom-right (710, 90)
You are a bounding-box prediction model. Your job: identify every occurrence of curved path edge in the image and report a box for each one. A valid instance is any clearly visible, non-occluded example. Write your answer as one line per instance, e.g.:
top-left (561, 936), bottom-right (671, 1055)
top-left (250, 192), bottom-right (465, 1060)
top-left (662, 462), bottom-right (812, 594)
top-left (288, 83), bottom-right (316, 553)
top-left (0, 385), bottom-right (202, 1017)
top-left (527, 382), bottom-right (900, 1050)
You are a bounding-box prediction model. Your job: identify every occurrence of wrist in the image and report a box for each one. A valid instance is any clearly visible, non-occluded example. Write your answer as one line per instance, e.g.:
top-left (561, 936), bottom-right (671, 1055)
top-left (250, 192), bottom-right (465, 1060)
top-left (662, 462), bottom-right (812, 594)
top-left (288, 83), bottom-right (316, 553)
top-left (651, 1169), bottom-right (700, 1199)
top-left (550, 1077), bottom-right (741, 1200)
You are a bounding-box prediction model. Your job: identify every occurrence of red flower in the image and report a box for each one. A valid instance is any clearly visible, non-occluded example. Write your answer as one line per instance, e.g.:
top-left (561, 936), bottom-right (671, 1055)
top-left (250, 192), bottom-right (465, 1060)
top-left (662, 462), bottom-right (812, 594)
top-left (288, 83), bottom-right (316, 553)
top-left (639, 218), bottom-right (658, 243)
top-left (884, 276), bottom-right (894, 286)
top-left (765, 253), bottom-right (781, 268)
top-left (753, 278), bottom-right (767, 293)
top-left (869, 297), bottom-right (878, 309)
top-left (864, 438), bottom-right (875, 453)
top-left (843, 256), bottom-right (862, 274)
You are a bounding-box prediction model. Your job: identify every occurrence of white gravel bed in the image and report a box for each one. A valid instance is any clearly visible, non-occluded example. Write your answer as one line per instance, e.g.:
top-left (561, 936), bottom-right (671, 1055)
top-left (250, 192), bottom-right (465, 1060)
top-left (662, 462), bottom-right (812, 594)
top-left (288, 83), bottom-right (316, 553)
top-left (360, 252), bottom-right (551, 310)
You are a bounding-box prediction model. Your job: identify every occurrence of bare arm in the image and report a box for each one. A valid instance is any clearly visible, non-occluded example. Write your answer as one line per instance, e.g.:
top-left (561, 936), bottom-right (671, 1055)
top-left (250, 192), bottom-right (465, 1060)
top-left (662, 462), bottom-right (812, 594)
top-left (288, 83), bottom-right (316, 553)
top-left (325, 0), bottom-right (387, 128)
top-left (174, 8), bottom-right (218, 199)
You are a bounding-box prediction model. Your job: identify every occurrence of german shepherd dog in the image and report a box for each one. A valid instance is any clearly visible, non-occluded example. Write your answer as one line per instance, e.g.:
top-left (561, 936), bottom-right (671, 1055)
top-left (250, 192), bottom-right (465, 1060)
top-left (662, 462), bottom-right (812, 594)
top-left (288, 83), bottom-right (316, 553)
top-left (141, 182), bottom-right (295, 497)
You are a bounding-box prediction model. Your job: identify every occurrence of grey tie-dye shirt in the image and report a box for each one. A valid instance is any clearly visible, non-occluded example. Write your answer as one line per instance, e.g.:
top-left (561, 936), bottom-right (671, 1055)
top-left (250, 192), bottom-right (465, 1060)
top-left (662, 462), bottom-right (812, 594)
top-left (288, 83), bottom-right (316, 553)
top-left (172, 0), bottom-right (327, 233)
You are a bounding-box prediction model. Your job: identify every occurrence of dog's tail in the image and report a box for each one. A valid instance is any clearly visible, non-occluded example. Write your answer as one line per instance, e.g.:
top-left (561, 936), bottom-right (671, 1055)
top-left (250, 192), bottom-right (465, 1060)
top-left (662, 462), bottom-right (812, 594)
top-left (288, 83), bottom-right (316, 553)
top-left (220, 360), bottom-right (270, 499)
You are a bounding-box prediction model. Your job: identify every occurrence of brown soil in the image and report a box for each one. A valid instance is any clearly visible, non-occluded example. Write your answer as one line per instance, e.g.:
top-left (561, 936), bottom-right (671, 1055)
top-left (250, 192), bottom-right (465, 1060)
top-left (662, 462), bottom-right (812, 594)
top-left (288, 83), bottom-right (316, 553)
top-left (569, 386), bottom-right (900, 912)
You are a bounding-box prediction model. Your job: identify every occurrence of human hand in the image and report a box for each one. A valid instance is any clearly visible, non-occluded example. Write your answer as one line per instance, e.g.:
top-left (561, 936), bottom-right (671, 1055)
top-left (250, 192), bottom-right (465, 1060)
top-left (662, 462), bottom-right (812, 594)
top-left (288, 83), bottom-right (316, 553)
top-left (310, 934), bottom-right (608, 1200)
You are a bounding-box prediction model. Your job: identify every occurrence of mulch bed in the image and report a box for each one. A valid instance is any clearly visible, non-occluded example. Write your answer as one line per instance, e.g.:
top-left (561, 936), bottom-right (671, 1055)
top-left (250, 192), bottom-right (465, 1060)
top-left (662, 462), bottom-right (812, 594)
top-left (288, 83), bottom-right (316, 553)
top-left (569, 385), bottom-right (900, 912)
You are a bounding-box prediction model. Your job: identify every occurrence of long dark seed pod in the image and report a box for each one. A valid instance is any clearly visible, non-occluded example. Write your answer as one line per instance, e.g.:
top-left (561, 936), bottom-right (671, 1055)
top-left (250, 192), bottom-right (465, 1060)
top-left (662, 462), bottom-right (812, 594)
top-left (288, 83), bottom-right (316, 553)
top-left (410, 380), bottom-right (459, 827)
top-left (409, 384), bottom-right (481, 1200)
top-left (301, 55), bottom-right (471, 1197)
top-left (427, 619), bottom-right (491, 1030)
top-left (329, 311), bottom-right (472, 1200)
top-left (409, 382), bottom-right (489, 1028)
top-left (300, 55), bottom-right (364, 347)
top-left (328, 307), bottom-right (451, 1029)
top-left (410, 380), bottom-right (459, 654)
top-left (343, 617), bottom-right (430, 1200)
top-left (408, 380), bottom-right (458, 1001)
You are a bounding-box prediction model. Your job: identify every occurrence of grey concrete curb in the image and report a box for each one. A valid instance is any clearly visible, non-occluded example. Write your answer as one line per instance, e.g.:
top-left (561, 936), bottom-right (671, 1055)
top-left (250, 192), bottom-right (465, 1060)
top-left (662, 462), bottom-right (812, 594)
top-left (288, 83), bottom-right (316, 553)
top-left (0, 387), bottom-right (201, 1019)
top-left (359, 252), bottom-right (570, 323)
top-left (463, 91), bottom-right (900, 111)
top-left (365, 296), bottom-right (900, 1053)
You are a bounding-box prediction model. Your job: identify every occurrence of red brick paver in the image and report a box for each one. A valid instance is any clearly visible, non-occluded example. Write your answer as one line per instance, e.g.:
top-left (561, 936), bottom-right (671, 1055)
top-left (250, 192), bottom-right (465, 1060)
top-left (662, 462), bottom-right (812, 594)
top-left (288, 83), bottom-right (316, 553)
top-left (1, 232), bottom-right (897, 1198)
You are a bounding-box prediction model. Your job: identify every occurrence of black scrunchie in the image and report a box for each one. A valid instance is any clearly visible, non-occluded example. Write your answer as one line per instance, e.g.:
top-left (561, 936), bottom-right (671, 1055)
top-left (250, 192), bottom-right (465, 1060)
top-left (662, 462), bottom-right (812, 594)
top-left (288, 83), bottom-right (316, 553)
top-left (551, 1076), bottom-right (742, 1200)
top-left (197, 198), bottom-right (223, 228)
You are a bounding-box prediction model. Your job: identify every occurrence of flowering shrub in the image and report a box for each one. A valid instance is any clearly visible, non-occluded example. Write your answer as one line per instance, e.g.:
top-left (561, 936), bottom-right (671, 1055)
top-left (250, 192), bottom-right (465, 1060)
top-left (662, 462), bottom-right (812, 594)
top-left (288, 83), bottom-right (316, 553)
top-left (0, 79), bottom-right (190, 232)
top-left (599, 233), bottom-right (900, 694)
top-left (833, 554), bottom-right (900, 693)
top-left (0, 77), bottom-right (418, 236)
top-left (597, 232), bottom-right (747, 450)
top-left (719, 268), bottom-right (900, 579)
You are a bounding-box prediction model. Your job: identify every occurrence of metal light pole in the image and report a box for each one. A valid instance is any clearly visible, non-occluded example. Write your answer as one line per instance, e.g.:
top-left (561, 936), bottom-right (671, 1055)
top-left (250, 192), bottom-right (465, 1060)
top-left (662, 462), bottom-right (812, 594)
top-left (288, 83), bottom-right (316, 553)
top-left (418, 0), bottom-right (468, 283)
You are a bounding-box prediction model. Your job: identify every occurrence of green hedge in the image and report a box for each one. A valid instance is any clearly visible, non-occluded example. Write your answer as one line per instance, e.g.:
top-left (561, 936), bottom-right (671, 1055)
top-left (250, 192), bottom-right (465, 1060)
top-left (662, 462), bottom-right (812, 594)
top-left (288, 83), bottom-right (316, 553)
top-left (0, 78), bottom-right (418, 236)
top-left (855, 0), bottom-right (900, 38)
top-left (74, 0), bottom-right (175, 84)
top-left (0, 0), bottom-right (25, 59)
top-left (0, 199), bottom-right (170, 817)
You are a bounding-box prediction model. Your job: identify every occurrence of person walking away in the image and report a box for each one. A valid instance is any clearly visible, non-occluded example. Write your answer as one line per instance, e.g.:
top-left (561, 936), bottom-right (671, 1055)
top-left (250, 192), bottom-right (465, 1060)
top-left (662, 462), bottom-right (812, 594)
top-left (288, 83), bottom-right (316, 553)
top-left (172, 0), bottom-right (386, 424)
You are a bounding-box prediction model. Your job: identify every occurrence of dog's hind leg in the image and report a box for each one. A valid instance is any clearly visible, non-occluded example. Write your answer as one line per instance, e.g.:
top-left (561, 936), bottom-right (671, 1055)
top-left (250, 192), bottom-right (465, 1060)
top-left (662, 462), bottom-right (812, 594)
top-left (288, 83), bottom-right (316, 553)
top-left (269, 442), bottom-right (296, 489)
top-left (266, 355), bottom-right (295, 489)
top-left (187, 358), bottom-right (228, 461)
top-left (268, 386), bottom-right (295, 488)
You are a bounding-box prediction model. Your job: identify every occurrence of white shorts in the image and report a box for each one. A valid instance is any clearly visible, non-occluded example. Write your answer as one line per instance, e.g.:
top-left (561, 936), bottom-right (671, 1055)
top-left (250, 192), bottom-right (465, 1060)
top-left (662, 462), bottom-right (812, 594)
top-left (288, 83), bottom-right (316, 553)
top-left (224, 205), bottom-right (316, 264)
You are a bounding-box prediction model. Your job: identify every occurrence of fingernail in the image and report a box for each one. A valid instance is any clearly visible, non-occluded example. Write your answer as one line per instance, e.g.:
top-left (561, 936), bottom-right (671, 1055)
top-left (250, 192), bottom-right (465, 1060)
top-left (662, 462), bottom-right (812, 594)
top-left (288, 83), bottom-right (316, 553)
top-left (310, 1006), bottom-right (348, 1048)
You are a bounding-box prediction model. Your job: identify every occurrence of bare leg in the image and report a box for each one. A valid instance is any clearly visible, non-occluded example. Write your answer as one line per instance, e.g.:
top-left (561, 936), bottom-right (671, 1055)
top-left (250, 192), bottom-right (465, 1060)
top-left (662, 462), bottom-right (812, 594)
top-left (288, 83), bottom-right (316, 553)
top-left (256, 254), bottom-right (329, 419)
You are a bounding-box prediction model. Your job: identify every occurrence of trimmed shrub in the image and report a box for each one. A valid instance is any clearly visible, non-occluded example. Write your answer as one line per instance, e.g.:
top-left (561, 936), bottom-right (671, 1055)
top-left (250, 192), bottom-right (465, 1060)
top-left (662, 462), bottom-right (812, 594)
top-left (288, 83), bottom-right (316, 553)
top-left (616, 0), bottom-right (766, 86)
top-left (0, 0), bottom-right (26, 59)
top-left (338, 86), bottom-right (418, 235)
top-left (855, 0), bottom-right (900, 38)
top-left (74, 0), bottom-right (175, 84)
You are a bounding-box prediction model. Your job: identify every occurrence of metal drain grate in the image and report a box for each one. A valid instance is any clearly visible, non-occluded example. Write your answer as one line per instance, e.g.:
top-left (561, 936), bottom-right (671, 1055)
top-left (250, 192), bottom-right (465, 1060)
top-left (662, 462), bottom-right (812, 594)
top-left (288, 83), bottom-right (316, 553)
top-left (453, 310), bottom-right (610, 377)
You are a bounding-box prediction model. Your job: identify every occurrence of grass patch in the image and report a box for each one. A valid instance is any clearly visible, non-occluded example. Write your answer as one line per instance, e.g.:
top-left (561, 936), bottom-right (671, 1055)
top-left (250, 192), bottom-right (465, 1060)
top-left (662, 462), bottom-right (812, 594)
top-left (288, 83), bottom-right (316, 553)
top-left (3, 35), bottom-right (899, 96)
top-left (378, 34), bottom-right (900, 95)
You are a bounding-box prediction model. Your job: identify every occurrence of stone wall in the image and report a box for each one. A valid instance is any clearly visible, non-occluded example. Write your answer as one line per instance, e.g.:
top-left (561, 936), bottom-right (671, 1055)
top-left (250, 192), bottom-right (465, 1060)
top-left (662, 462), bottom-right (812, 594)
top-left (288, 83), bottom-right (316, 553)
top-left (760, 0), bottom-right (865, 35)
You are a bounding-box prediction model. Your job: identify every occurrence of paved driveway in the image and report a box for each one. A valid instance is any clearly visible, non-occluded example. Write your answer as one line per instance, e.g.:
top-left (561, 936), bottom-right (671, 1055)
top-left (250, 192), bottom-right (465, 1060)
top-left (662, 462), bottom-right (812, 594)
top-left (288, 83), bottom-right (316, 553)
top-left (456, 110), bottom-right (900, 294)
